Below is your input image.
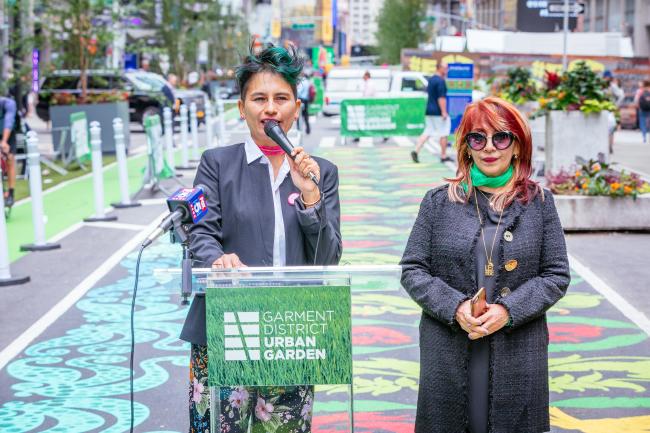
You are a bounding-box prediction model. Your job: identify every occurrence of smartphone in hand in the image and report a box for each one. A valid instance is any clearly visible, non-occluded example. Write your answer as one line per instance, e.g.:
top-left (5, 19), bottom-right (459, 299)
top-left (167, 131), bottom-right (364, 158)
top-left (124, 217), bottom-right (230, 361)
top-left (471, 287), bottom-right (487, 318)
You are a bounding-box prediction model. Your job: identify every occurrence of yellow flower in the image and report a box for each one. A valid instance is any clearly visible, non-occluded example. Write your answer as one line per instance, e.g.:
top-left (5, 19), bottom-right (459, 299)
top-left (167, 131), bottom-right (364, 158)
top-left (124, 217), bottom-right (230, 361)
top-left (624, 185), bottom-right (633, 195)
top-left (582, 182), bottom-right (589, 190)
top-left (591, 162), bottom-right (601, 172)
top-left (575, 170), bottom-right (582, 177)
top-left (610, 182), bottom-right (620, 191)
top-left (558, 91), bottom-right (566, 99)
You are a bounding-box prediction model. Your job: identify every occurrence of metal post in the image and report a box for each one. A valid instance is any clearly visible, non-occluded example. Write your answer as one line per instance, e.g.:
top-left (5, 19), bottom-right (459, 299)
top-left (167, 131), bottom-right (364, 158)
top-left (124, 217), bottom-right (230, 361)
top-left (20, 131), bottom-right (61, 251)
top-left (111, 118), bottom-right (140, 208)
top-left (84, 121), bottom-right (117, 222)
top-left (0, 169), bottom-right (30, 286)
top-left (562, 0), bottom-right (570, 71)
top-left (163, 107), bottom-right (180, 176)
top-left (189, 102), bottom-right (200, 161)
top-left (204, 102), bottom-right (215, 148)
top-left (176, 104), bottom-right (195, 169)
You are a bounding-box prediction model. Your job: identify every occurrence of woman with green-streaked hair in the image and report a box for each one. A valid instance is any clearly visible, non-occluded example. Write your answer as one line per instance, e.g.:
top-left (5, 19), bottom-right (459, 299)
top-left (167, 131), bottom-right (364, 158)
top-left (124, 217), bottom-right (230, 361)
top-left (181, 43), bottom-right (342, 432)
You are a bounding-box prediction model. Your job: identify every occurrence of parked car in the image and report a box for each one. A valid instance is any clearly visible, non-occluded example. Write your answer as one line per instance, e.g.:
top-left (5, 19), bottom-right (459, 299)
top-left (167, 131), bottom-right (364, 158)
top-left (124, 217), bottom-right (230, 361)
top-left (619, 96), bottom-right (638, 129)
top-left (37, 70), bottom-right (208, 128)
top-left (322, 68), bottom-right (428, 116)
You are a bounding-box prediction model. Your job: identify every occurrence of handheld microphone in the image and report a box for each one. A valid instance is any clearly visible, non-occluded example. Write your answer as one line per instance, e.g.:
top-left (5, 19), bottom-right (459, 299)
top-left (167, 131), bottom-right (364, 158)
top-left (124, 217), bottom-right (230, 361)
top-left (263, 120), bottom-right (319, 186)
top-left (142, 184), bottom-right (209, 247)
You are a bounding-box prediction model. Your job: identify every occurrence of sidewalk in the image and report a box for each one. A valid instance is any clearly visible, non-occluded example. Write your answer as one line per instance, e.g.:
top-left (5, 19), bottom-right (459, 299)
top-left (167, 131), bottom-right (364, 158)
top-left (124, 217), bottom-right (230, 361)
top-left (611, 128), bottom-right (650, 180)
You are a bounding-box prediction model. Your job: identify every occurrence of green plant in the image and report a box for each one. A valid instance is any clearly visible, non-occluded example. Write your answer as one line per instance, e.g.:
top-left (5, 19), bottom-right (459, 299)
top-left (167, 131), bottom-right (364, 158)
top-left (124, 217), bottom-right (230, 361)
top-left (498, 67), bottom-right (539, 105)
top-left (546, 156), bottom-right (648, 199)
top-left (536, 62), bottom-right (614, 117)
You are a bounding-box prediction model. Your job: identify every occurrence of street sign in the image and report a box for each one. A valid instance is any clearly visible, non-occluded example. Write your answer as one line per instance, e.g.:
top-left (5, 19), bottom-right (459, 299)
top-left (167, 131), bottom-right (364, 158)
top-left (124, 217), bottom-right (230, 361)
top-left (547, 2), bottom-right (585, 15)
top-left (291, 23), bottom-right (315, 30)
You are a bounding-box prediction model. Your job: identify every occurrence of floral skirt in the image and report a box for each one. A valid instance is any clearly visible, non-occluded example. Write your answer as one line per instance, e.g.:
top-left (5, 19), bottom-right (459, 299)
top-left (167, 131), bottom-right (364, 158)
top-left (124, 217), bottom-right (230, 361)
top-left (190, 344), bottom-right (314, 433)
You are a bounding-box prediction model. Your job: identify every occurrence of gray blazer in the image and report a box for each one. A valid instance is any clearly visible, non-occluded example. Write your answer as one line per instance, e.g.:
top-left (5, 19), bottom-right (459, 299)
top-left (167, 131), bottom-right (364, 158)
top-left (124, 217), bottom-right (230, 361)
top-left (400, 185), bottom-right (570, 433)
top-left (181, 143), bottom-right (342, 345)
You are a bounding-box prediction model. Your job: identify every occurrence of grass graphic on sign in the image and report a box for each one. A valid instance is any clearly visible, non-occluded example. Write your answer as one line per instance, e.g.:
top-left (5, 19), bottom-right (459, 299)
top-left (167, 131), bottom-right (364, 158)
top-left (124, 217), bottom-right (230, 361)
top-left (207, 285), bottom-right (352, 387)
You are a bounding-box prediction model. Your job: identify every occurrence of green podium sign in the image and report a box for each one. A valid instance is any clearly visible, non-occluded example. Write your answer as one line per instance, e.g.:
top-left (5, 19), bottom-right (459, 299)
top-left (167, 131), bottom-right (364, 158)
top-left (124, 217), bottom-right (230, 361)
top-left (340, 97), bottom-right (426, 137)
top-left (206, 284), bottom-right (352, 387)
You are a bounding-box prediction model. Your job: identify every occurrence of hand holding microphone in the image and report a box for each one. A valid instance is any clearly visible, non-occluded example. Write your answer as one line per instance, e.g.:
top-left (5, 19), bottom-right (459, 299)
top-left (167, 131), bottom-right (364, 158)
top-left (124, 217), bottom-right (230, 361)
top-left (263, 120), bottom-right (320, 188)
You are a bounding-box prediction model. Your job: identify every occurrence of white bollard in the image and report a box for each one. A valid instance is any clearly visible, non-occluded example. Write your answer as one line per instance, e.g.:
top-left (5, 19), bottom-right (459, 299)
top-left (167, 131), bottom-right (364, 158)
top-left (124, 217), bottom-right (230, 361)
top-left (204, 102), bottom-right (215, 148)
top-left (217, 98), bottom-right (228, 145)
top-left (176, 104), bottom-right (194, 169)
top-left (189, 102), bottom-right (200, 161)
top-left (84, 121), bottom-right (117, 222)
top-left (20, 131), bottom-right (61, 251)
top-left (111, 118), bottom-right (141, 209)
top-left (163, 107), bottom-right (179, 176)
top-left (0, 174), bottom-right (30, 285)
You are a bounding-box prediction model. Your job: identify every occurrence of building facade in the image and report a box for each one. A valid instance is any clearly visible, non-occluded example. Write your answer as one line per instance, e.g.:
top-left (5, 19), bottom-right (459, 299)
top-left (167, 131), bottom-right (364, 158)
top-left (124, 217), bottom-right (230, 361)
top-left (349, 0), bottom-right (383, 46)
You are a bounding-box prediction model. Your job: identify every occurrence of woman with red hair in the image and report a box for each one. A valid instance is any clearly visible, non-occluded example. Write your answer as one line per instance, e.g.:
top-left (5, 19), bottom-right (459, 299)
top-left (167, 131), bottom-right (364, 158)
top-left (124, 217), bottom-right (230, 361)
top-left (400, 97), bottom-right (570, 433)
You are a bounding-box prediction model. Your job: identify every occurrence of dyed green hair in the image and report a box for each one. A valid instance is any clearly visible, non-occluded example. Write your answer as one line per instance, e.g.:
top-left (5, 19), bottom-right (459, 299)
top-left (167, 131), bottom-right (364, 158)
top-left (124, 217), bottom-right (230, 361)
top-left (235, 44), bottom-right (304, 99)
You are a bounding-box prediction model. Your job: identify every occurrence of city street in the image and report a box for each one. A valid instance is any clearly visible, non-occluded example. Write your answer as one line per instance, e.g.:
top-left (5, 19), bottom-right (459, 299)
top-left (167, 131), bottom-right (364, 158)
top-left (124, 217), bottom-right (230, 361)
top-left (0, 114), bottom-right (649, 432)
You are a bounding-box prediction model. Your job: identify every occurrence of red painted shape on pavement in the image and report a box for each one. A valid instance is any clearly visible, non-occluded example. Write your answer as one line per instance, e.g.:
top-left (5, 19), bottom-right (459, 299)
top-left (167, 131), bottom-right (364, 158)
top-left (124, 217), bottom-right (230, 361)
top-left (549, 324), bottom-right (604, 343)
top-left (353, 326), bottom-right (413, 345)
top-left (313, 412), bottom-right (414, 433)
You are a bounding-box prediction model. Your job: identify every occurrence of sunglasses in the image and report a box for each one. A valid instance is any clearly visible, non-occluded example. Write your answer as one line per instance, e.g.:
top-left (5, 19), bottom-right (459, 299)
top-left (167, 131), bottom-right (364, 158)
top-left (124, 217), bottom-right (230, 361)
top-left (464, 131), bottom-right (515, 151)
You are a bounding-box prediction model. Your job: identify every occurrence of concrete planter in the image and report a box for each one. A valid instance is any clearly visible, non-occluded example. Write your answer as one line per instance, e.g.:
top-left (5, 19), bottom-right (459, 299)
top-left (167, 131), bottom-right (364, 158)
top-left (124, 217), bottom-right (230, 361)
top-left (545, 111), bottom-right (609, 174)
top-left (555, 194), bottom-right (650, 231)
top-left (49, 101), bottom-right (130, 155)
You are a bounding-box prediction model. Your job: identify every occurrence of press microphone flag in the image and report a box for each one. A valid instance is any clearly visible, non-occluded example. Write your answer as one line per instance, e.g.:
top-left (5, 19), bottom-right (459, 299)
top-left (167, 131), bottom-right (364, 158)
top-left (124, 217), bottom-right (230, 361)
top-left (263, 120), bottom-right (319, 186)
top-left (142, 185), bottom-right (209, 247)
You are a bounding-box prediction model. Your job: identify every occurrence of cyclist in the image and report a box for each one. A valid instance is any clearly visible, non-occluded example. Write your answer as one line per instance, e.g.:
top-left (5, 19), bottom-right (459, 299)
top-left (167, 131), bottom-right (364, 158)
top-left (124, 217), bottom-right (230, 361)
top-left (0, 95), bottom-right (19, 207)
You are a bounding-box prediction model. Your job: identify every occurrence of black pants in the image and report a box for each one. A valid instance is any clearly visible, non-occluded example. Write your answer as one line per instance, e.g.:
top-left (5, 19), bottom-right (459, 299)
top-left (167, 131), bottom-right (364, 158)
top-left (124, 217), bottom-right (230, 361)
top-left (299, 100), bottom-right (310, 134)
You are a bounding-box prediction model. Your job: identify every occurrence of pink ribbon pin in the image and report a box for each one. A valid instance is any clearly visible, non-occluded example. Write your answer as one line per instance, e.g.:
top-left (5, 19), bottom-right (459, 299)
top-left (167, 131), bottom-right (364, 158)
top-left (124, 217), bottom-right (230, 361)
top-left (288, 192), bottom-right (300, 205)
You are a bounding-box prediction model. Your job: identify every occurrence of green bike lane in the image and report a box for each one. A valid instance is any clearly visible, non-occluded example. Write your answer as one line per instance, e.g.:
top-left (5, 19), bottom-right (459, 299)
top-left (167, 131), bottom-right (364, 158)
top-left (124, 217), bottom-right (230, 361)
top-left (5, 151), bottom-right (185, 263)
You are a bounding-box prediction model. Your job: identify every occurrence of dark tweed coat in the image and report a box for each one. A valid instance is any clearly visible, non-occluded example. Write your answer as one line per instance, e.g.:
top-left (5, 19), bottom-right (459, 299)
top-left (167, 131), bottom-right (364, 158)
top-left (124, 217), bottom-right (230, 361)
top-left (400, 184), bottom-right (570, 433)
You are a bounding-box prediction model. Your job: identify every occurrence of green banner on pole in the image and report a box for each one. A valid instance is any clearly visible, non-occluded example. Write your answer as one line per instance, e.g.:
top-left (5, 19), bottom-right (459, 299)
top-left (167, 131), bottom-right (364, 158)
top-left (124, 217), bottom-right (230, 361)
top-left (69, 112), bottom-right (91, 163)
top-left (206, 285), bottom-right (352, 387)
top-left (340, 98), bottom-right (426, 137)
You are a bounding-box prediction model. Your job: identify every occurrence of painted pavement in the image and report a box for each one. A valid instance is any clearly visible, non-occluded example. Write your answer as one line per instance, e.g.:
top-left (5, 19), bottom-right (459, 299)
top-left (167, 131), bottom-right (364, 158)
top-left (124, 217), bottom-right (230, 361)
top-left (0, 144), bottom-right (649, 432)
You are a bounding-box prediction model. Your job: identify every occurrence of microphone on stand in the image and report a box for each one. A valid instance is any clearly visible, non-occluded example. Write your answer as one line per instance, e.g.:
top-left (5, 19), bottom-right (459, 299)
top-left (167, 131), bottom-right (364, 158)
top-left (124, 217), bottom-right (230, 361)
top-left (263, 120), bottom-right (319, 186)
top-left (142, 184), bottom-right (209, 247)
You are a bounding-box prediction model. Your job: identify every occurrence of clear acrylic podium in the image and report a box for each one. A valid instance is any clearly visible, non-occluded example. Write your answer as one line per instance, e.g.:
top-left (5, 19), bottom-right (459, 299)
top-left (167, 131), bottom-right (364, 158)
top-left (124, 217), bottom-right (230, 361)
top-left (156, 265), bottom-right (402, 433)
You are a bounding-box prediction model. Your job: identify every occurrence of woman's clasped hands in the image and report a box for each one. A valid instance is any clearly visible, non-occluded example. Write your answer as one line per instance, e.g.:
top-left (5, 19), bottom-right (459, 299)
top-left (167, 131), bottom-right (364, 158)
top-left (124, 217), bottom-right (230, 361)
top-left (455, 300), bottom-right (510, 340)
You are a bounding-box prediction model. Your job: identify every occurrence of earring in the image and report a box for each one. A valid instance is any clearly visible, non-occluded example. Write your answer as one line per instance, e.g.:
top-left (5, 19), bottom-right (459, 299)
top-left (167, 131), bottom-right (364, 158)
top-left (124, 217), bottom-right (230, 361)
top-left (240, 114), bottom-right (245, 120)
top-left (513, 154), bottom-right (519, 160)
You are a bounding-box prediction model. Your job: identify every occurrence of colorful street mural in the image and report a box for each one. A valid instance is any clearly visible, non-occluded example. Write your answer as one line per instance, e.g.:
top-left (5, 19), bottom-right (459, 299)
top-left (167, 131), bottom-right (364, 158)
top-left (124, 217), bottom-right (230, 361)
top-left (0, 144), bottom-right (648, 432)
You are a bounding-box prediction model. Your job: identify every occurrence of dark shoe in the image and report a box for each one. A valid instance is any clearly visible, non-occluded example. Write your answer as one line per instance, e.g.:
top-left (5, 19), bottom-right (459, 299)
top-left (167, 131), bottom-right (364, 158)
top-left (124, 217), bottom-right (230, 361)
top-left (410, 151), bottom-right (419, 163)
top-left (4, 192), bottom-right (14, 208)
top-left (440, 156), bottom-right (453, 163)
top-left (353, 138), bottom-right (360, 143)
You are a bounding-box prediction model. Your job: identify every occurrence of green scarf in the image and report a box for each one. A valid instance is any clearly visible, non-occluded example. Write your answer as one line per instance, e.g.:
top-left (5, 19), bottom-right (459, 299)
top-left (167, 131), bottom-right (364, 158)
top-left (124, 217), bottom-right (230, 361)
top-left (462, 164), bottom-right (514, 192)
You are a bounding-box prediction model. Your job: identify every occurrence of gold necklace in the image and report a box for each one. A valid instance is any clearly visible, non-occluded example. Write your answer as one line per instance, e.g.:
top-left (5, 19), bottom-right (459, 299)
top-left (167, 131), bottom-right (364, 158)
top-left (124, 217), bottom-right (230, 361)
top-left (474, 189), bottom-right (504, 277)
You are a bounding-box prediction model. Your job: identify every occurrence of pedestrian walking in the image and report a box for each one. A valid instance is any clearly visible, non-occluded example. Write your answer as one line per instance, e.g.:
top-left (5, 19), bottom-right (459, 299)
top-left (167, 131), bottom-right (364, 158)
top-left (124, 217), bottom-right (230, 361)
top-left (181, 44), bottom-right (342, 433)
top-left (411, 62), bottom-right (451, 163)
top-left (296, 72), bottom-right (314, 134)
top-left (400, 96), bottom-right (570, 433)
top-left (603, 71), bottom-right (624, 154)
top-left (361, 70), bottom-right (376, 97)
top-left (0, 95), bottom-right (20, 207)
top-left (634, 79), bottom-right (650, 143)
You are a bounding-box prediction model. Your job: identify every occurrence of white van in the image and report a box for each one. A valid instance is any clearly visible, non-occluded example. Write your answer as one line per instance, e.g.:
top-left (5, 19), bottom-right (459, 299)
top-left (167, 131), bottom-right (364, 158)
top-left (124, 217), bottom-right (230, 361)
top-left (322, 68), bottom-right (428, 116)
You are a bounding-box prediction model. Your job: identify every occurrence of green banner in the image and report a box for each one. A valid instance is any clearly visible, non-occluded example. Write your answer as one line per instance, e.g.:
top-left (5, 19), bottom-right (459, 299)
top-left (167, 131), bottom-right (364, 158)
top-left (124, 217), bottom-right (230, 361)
top-left (308, 76), bottom-right (324, 115)
top-left (340, 98), bottom-right (426, 137)
top-left (144, 114), bottom-right (173, 179)
top-left (206, 285), bottom-right (352, 387)
top-left (69, 112), bottom-right (91, 163)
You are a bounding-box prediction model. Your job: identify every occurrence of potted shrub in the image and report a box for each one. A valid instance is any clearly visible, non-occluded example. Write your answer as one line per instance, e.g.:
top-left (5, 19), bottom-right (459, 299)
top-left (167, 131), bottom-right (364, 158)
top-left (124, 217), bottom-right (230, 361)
top-left (535, 62), bottom-right (617, 173)
top-left (547, 155), bottom-right (650, 230)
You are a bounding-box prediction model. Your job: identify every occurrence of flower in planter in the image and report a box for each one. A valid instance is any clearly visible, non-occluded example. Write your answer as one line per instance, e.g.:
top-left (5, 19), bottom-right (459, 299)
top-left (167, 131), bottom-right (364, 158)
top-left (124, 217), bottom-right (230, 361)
top-left (534, 62), bottom-right (615, 118)
top-left (547, 155), bottom-right (649, 199)
top-left (497, 67), bottom-right (540, 105)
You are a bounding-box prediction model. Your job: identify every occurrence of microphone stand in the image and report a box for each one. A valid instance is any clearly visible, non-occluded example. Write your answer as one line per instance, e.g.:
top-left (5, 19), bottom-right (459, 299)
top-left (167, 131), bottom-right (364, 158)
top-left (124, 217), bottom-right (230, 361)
top-left (169, 214), bottom-right (192, 305)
